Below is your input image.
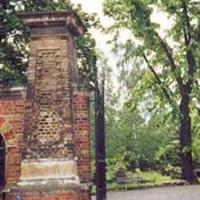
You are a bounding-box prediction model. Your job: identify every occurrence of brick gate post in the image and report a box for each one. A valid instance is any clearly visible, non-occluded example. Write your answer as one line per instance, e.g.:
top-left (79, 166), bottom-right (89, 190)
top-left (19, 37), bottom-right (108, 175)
top-left (4, 11), bottom-right (91, 200)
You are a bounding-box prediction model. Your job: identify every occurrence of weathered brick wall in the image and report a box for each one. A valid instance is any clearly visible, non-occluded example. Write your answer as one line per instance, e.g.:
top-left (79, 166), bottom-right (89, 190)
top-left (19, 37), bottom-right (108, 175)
top-left (73, 85), bottom-right (91, 200)
top-left (5, 189), bottom-right (91, 200)
top-left (80, 190), bottom-right (91, 200)
top-left (5, 190), bottom-right (79, 200)
top-left (73, 85), bottom-right (91, 183)
top-left (0, 86), bottom-right (92, 200)
top-left (23, 36), bottom-right (76, 159)
top-left (0, 88), bottom-right (25, 185)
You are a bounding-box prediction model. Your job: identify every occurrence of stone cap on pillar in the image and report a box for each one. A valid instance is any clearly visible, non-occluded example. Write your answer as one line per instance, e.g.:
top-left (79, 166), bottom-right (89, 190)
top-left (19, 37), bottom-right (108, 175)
top-left (19, 11), bottom-right (86, 37)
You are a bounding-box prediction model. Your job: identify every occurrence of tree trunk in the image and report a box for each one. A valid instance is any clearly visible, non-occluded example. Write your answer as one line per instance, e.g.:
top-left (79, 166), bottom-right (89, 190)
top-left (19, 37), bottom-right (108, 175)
top-left (179, 88), bottom-right (197, 183)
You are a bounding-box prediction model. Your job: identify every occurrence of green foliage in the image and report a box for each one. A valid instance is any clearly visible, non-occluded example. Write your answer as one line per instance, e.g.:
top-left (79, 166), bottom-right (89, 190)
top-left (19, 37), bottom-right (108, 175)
top-left (104, 60), bottom-right (181, 177)
top-left (103, 0), bottom-right (200, 181)
top-left (0, 0), bottom-right (97, 85)
top-left (134, 171), bottom-right (172, 184)
top-left (0, 2), bottom-right (28, 84)
top-left (103, 0), bottom-right (200, 107)
top-left (105, 170), bottom-right (177, 191)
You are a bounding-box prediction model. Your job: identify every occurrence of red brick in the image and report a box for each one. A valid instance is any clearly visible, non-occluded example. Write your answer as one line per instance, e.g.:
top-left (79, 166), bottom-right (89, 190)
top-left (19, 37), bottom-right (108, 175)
top-left (1, 12), bottom-right (91, 200)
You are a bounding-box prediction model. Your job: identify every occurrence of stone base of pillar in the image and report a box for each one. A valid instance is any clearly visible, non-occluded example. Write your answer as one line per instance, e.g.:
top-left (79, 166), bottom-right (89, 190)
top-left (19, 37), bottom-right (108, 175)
top-left (19, 158), bottom-right (79, 186)
top-left (5, 187), bottom-right (80, 200)
top-left (3, 158), bottom-right (91, 200)
top-left (4, 186), bottom-right (90, 200)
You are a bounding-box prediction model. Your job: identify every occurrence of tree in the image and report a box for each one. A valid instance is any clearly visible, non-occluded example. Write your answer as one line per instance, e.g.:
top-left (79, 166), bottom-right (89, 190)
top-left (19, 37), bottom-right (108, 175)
top-left (103, 0), bottom-right (200, 183)
top-left (0, 0), bottom-right (97, 85)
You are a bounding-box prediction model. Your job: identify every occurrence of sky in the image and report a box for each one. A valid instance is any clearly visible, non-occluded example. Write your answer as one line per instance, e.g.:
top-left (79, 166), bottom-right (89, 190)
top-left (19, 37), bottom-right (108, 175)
top-left (71, 0), bottom-right (114, 51)
top-left (71, 0), bottom-right (103, 13)
top-left (71, 0), bottom-right (113, 28)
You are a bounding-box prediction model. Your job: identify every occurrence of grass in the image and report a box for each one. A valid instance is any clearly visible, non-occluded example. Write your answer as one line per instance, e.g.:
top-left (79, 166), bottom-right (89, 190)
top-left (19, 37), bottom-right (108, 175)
top-left (92, 170), bottom-right (184, 194)
top-left (133, 170), bottom-right (172, 184)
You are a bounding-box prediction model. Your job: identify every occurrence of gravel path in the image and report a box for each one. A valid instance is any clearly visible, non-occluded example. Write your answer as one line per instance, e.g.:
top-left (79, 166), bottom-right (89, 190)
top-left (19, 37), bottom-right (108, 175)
top-left (92, 185), bottom-right (200, 200)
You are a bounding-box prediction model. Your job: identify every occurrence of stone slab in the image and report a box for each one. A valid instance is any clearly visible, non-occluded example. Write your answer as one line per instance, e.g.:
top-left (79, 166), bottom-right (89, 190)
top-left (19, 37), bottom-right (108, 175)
top-left (19, 159), bottom-right (79, 186)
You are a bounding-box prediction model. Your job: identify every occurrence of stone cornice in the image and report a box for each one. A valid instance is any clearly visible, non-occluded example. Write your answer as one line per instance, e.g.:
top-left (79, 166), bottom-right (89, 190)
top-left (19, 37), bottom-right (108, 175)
top-left (18, 11), bottom-right (86, 37)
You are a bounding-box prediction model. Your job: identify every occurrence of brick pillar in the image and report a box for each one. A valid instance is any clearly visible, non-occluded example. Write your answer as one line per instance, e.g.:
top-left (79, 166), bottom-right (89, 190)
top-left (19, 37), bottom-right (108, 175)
top-left (3, 12), bottom-right (91, 200)
top-left (73, 84), bottom-right (91, 200)
top-left (73, 85), bottom-right (91, 182)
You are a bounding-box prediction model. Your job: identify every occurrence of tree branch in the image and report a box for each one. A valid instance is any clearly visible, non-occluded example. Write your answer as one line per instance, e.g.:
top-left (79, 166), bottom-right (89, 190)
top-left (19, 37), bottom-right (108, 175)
top-left (182, 0), bottom-right (191, 45)
top-left (181, 0), bottom-right (196, 91)
top-left (143, 53), bottom-right (176, 106)
top-left (155, 33), bottom-right (184, 91)
top-left (0, 0), bottom-right (7, 9)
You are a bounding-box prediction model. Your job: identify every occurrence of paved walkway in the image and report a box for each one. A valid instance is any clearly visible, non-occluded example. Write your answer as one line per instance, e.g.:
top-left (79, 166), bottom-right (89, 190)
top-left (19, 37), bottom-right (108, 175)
top-left (92, 185), bottom-right (200, 200)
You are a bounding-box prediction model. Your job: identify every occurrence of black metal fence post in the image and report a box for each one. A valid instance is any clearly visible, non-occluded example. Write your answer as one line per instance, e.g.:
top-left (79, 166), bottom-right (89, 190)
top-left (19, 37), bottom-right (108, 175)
top-left (94, 56), bottom-right (107, 200)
